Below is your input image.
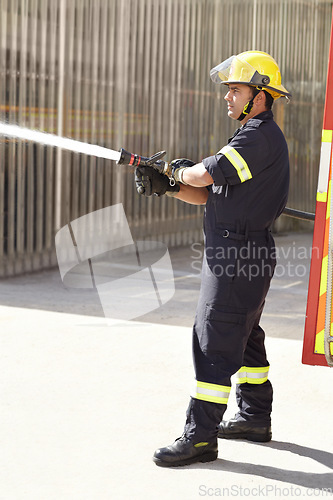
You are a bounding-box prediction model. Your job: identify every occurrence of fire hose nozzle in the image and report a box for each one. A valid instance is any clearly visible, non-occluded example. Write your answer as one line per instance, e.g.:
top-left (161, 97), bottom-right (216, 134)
top-left (117, 148), bottom-right (171, 176)
top-left (117, 148), bottom-right (142, 166)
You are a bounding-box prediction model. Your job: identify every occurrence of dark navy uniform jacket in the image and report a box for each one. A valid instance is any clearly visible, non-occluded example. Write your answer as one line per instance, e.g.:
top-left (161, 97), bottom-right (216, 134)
top-left (202, 110), bottom-right (289, 235)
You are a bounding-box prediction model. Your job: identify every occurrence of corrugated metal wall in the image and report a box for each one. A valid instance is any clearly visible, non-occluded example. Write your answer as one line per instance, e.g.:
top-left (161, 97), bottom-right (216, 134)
top-left (0, 0), bottom-right (332, 276)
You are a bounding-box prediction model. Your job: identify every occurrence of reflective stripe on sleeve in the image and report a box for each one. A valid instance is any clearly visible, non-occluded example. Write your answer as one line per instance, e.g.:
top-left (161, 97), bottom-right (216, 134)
top-left (191, 380), bottom-right (231, 404)
top-left (235, 366), bottom-right (269, 385)
top-left (219, 145), bottom-right (252, 183)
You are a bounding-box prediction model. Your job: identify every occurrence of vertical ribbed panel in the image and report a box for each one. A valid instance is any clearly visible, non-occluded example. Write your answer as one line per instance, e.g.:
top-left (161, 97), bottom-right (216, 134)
top-left (0, 0), bottom-right (332, 275)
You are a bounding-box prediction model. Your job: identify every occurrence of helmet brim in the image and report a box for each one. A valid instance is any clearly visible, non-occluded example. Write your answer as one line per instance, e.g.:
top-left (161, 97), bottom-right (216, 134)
top-left (222, 80), bottom-right (292, 99)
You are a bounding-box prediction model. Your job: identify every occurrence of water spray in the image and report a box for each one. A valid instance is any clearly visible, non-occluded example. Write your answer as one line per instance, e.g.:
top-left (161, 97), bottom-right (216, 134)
top-left (0, 122), bottom-right (169, 174)
top-left (0, 122), bottom-right (122, 161)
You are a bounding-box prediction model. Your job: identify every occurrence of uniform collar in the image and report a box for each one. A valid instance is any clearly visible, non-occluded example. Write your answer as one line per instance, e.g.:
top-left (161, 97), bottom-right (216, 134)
top-left (243, 109), bottom-right (273, 127)
top-left (228, 110), bottom-right (273, 143)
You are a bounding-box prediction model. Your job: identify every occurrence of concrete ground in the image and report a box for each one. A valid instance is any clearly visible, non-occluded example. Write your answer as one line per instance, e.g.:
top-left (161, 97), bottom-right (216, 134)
top-left (0, 232), bottom-right (333, 499)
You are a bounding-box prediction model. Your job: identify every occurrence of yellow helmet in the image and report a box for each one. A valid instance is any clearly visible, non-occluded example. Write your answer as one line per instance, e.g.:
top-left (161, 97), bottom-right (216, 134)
top-left (210, 50), bottom-right (291, 100)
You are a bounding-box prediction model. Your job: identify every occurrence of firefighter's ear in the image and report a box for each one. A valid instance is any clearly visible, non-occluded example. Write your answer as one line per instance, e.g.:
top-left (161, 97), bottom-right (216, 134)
top-left (255, 90), bottom-right (266, 105)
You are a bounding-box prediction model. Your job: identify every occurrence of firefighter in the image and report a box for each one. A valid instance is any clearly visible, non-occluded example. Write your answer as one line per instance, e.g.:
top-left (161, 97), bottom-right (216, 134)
top-left (135, 51), bottom-right (291, 467)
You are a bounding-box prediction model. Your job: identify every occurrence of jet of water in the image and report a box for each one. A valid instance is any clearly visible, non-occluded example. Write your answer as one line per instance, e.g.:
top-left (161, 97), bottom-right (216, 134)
top-left (0, 122), bottom-right (121, 162)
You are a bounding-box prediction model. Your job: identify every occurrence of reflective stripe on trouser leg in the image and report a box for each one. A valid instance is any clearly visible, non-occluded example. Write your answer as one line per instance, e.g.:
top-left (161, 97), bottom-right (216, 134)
top-left (235, 366), bottom-right (269, 385)
top-left (191, 379), bottom-right (231, 404)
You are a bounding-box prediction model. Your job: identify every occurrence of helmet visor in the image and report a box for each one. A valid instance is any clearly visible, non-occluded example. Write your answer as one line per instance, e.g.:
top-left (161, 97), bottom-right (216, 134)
top-left (210, 55), bottom-right (268, 86)
top-left (210, 56), bottom-right (236, 83)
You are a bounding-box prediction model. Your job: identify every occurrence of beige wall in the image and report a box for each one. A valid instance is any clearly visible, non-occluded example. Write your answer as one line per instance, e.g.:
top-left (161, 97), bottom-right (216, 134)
top-left (0, 0), bottom-right (331, 275)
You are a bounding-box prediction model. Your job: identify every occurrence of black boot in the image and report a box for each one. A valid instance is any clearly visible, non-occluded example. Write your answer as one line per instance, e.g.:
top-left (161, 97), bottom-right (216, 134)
top-left (218, 418), bottom-right (272, 442)
top-left (153, 435), bottom-right (218, 467)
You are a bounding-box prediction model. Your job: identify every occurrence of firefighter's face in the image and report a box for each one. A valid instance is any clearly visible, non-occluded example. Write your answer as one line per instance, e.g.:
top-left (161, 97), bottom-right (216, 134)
top-left (224, 84), bottom-right (254, 120)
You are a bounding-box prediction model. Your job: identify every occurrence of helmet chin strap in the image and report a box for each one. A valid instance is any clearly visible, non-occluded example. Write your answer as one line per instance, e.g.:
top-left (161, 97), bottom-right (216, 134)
top-left (237, 88), bottom-right (260, 121)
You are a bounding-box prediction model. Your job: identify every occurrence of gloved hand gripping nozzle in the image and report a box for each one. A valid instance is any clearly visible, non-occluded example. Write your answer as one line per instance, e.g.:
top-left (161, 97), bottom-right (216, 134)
top-left (117, 148), bottom-right (180, 195)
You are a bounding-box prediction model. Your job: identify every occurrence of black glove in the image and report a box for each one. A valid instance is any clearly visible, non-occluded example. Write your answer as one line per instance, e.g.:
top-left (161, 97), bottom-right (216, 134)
top-left (170, 158), bottom-right (196, 184)
top-left (135, 165), bottom-right (180, 197)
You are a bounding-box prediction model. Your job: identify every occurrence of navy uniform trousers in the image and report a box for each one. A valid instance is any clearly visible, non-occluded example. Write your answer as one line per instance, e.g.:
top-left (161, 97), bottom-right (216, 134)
top-left (184, 229), bottom-right (276, 442)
